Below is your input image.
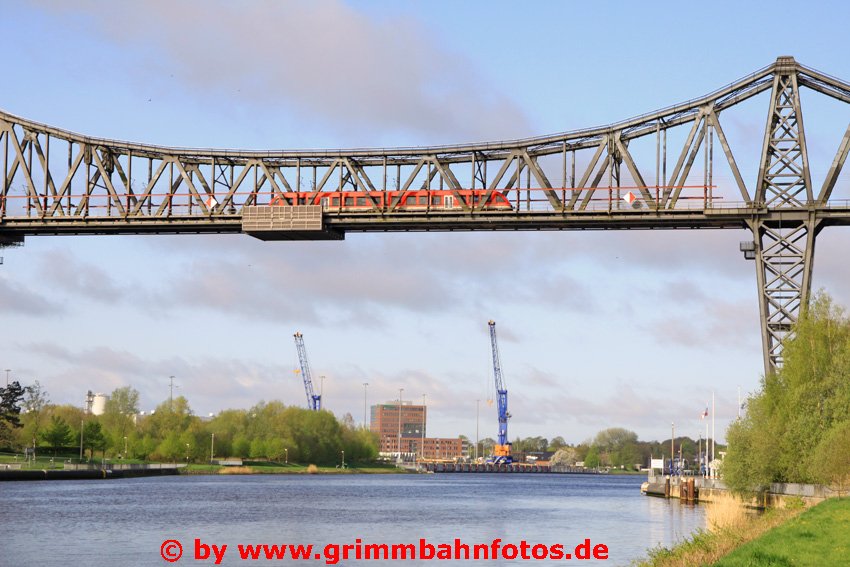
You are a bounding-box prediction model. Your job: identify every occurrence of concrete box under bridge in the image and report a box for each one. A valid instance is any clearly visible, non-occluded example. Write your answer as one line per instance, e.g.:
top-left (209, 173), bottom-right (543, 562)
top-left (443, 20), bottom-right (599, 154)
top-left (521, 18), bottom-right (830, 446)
top-left (242, 205), bottom-right (343, 240)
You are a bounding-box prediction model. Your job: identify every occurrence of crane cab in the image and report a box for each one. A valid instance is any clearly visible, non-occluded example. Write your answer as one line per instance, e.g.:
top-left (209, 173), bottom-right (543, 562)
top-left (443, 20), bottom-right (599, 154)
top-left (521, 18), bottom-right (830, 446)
top-left (490, 443), bottom-right (513, 464)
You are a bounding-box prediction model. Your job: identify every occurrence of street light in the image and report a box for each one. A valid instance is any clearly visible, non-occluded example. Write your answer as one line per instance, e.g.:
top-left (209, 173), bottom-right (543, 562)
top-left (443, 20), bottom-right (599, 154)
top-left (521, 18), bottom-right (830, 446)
top-left (341, 450), bottom-right (345, 469)
top-left (420, 393), bottom-right (427, 467)
top-left (671, 422), bottom-right (675, 476)
top-left (476, 399), bottom-right (481, 461)
top-left (285, 448), bottom-right (288, 465)
top-left (186, 443), bottom-right (190, 464)
top-left (123, 436), bottom-right (128, 459)
top-left (210, 433), bottom-right (215, 464)
top-left (397, 388), bottom-right (404, 463)
top-left (362, 382), bottom-right (369, 429)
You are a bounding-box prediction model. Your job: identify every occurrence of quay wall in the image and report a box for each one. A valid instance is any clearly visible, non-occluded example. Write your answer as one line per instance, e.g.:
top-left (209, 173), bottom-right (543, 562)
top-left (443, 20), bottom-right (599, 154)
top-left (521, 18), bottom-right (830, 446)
top-left (0, 463), bottom-right (183, 481)
top-left (643, 476), bottom-right (838, 508)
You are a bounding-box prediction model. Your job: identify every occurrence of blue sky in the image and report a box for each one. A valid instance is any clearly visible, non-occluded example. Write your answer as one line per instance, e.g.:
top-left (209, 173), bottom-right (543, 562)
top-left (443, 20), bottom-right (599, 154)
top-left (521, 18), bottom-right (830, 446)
top-left (2, 0), bottom-right (849, 445)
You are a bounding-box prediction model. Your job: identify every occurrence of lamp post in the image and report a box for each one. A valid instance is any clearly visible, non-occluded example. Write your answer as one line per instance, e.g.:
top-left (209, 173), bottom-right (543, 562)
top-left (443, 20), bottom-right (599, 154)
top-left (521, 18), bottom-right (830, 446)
top-left (285, 448), bottom-right (288, 465)
top-left (186, 443), bottom-right (190, 464)
top-left (420, 393), bottom-right (427, 466)
top-left (363, 382), bottom-right (369, 429)
top-left (671, 422), bottom-right (675, 476)
top-left (123, 436), bottom-right (128, 459)
top-left (397, 388), bottom-right (404, 463)
top-left (210, 433), bottom-right (215, 464)
top-left (476, 399), bottom-right (480, 461)
top-left (341, 450), bottom-right (345, 469)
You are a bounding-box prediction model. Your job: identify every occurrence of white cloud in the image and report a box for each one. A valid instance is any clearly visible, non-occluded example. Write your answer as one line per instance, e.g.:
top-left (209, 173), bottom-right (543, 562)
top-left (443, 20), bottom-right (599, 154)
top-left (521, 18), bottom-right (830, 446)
top-left (0, 274), bottom-right (63, 315)
top-left (32, 0), bottom-right (532, 143)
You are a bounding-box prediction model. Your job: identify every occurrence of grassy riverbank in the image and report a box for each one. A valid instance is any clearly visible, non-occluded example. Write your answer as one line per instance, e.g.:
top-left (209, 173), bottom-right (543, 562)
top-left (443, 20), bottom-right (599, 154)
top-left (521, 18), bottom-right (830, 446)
top-left (0, 453), bottom-right (408, 474)
top-left (712, 497), bottom-right (850, 566)
top-left (635, 497), bottom-right (849, 566)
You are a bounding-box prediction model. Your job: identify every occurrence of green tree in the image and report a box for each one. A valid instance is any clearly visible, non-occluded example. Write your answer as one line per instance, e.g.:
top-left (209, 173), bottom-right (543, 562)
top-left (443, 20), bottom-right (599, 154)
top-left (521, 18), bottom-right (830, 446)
top-left (592, 427), bottom-right (639, 467)
top-left (102, 386), bottom-right (140, 455)
top-left (0, 381), bottom-right (26, 449)
top-left (584, 446), bottom-right (600, 468)
top-left (42, 416), bottom-right (73, 455)
top-left (232, 435), bottom-right (251, 459)
top-left (811, 420), bottom-right (850, 497)
top-left (82, 420), bottom-right (107, 460)
top-left (154, 431), bottom-right (184, 462)
top-left (138, 396), bottom-right (197, 455)
top-left (249, 437), bottom-right (267, 459)
top-left (21, 380), bottom-right (50, 443)
top-left (723, 292), bottom-right (850, 493)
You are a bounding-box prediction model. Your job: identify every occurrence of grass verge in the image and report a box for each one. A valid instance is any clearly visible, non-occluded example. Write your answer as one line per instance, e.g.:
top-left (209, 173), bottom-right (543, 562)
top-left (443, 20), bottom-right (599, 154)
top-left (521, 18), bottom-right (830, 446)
top-left (711, 497), bottom-right (850, 566)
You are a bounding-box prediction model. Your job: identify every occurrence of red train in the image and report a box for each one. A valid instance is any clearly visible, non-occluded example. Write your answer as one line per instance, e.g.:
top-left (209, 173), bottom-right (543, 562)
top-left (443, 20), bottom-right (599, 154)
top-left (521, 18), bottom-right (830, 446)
top-left (269, 189), bottom-right (512, 210)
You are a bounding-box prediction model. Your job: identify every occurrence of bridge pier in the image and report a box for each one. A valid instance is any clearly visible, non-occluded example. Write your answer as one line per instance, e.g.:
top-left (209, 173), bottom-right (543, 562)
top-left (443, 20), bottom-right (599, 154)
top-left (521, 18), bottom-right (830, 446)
top-left (748, 216), bottom-right (820, 374)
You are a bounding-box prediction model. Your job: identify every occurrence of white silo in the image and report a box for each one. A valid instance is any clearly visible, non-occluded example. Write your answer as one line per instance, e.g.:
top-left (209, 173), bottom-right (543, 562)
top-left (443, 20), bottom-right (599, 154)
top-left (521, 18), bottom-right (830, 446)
top-left (91, 393), bottom-right (109, 416)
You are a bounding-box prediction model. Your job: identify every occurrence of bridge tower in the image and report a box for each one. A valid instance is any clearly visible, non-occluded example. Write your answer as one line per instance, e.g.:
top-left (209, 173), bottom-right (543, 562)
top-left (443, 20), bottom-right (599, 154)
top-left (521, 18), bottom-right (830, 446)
top-left (749, 56), bottom-right (820, 375)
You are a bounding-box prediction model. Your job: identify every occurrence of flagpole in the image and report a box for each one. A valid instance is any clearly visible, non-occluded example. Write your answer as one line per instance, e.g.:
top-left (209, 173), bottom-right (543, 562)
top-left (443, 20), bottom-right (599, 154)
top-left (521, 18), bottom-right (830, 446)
top-left (698, 432), bottom-right (701, 477)
top-left (711, 390), bottom-right (717, 478)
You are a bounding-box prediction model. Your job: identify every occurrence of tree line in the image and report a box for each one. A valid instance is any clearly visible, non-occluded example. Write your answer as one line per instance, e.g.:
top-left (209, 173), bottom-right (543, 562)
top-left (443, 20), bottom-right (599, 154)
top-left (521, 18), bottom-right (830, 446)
top-left (0, 384), bottom-right (378, 466)
top-left (0, 382), bottom-right (724, 471)
top-left (723, 293), bottom-right (850, 495)
top-left (472, 429), bottom-right (717, 470)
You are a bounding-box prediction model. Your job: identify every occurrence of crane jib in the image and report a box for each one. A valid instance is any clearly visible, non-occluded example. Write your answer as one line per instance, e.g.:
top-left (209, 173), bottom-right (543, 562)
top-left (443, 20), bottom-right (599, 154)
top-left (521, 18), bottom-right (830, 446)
top-left (488, 320), bottom-right (512, 464)
top-left (293, 332), bottom-right (322, 411)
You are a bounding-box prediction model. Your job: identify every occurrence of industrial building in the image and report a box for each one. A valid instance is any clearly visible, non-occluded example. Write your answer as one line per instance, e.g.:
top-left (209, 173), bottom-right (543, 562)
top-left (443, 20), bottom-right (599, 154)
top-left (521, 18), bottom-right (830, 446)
top-left (370, 401), bottom-right (463, 461)
top-left (85, 391), bottom-right (108, 416)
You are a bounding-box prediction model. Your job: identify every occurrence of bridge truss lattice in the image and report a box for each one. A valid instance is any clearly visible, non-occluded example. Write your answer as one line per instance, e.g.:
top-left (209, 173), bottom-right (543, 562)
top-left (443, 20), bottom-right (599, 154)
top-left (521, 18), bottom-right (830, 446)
top-left (2, 56), bottom-right (850, 375)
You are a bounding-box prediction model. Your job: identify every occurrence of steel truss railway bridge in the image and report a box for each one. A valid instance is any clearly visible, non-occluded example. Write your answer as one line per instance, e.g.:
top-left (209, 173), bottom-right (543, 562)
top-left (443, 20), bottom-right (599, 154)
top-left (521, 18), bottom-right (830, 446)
top-left (2, 56), bottom-right (849, 376)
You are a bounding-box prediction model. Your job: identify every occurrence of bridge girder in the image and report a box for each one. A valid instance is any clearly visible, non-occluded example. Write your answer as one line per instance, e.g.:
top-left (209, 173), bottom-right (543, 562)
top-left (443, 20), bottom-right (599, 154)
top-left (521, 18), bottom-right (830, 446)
top-left (2, 56), bottom-right (850, 377)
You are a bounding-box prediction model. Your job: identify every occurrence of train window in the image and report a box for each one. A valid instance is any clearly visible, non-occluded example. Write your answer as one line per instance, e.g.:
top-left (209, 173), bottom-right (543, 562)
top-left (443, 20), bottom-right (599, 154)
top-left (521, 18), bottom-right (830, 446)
top-left (431, 195), bottom-right (441, 206)
top-left (298, 197), bottom-right (307, 205)
top-left (472, 195), bottom-right (480, 204)
top-left (320, 198), bottom-right (329, 209)
top-left (406, 195), bottom-right (416, 205)
top-left (418, 195), bottom-right (427, 205)
top-left (444, 196), bottom-right (454, 208)
top-left (356, 197), bottom-right (366, 206)
top-left (332, 197), bottom-right (340, 206)
top-left (344, 197), bottom-right (354, 206)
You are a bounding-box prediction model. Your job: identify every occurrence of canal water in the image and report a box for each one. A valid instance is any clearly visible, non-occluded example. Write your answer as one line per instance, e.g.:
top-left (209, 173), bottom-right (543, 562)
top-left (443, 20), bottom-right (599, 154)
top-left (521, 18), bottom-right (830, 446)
top-left (3, 473), bottom-right (704, 566)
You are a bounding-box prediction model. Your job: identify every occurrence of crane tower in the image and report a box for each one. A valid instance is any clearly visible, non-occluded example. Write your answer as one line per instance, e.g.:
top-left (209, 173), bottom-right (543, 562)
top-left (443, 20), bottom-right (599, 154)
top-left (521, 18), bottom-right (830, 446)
top-left (293, 332), bottom-right (322, 411)
top-left (488, 320), bottom-right (512, 464)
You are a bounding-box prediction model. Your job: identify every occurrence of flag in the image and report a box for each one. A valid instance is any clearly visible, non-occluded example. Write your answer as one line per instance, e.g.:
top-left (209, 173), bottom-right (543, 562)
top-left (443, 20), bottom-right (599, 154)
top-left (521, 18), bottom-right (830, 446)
top-left (700, 407), bottom-right (709, 419)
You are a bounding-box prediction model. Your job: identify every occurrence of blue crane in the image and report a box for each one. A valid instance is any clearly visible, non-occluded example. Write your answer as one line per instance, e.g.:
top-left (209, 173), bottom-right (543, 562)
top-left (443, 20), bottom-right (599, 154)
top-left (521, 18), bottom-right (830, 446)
top-left (293, 332), bottom-right (322, 411)
top-left (488, 320), bottom-right (512, 464)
